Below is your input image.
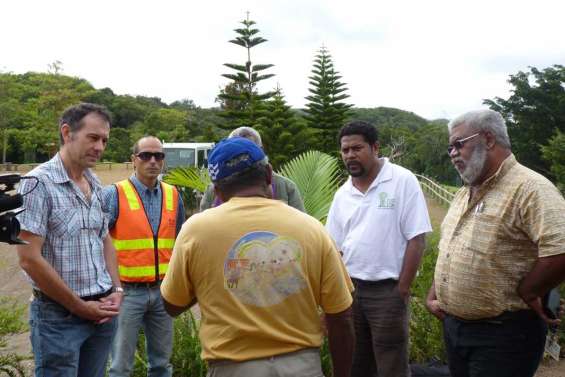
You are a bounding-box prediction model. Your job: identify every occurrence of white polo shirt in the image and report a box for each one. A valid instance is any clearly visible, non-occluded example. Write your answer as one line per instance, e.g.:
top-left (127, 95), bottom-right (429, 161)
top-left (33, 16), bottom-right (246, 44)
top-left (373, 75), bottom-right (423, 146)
top-left (326, 158), bottom-right (432, 281)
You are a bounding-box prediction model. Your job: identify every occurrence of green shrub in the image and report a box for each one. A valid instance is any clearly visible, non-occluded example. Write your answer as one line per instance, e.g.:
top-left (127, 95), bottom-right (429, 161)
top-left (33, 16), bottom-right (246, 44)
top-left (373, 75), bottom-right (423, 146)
top-left (132, 311), bottom-right (206, 377)
top-left (0, 298), bottom-right (27, 347)
top-left (409, 229), bottom-right (446, 362)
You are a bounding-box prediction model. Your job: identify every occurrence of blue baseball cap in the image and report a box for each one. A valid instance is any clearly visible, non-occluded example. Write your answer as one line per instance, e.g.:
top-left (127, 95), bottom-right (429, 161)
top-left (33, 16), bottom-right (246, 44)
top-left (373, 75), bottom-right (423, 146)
top-left (207, 137), bottom-right (266, 181)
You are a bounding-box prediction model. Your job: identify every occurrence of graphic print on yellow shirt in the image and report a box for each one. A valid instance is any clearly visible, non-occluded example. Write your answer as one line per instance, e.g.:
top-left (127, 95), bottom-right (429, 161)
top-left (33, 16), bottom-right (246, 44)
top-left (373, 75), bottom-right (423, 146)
top-left (224, 231), bottom-right (307, 307)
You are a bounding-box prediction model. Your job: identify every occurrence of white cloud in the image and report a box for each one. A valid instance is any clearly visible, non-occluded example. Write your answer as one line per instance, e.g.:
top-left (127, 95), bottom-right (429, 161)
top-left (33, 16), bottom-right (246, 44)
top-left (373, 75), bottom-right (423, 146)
top-left (1, 0), bottom-right (563, 119)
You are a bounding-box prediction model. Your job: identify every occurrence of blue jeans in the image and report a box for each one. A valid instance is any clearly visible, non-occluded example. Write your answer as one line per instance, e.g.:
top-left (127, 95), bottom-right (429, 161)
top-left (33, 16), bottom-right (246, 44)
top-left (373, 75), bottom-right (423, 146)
top-left (30, 298), bottom-right (116, 377)
top-left (109, 285), bottom-right (173, 377)
top-left (443, 311), bottom-right (547, 377)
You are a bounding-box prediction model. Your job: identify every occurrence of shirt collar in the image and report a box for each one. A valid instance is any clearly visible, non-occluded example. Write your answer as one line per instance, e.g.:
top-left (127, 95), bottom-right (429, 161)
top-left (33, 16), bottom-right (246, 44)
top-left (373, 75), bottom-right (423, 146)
top-left (50, 153), bottom-right (101, 187)
top-left (130, 174), bottom-right (160, 195)
top-left (345, 157), bottom-right (393, 194)
top-left (481, 153), bottom-right (517, 186)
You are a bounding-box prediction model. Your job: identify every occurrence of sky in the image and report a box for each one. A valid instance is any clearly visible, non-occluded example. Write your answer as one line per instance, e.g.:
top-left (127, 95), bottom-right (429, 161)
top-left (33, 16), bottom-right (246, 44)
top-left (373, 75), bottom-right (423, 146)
top-left (1, 0), bottom-right (564, 120)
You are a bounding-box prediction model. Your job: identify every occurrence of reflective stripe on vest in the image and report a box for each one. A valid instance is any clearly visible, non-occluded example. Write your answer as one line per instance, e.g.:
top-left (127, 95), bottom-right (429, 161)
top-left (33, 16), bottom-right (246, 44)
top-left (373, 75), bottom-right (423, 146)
top-left (110, 179), bottom-right (178, 282)
top-left (113, 238), bottom-right (175, 251)
top-left (119, 263), bottom-right (169, 279)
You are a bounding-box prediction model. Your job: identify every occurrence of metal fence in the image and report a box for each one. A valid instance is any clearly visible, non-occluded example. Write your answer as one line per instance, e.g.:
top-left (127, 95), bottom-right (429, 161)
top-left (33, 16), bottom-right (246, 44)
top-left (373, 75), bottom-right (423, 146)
top-left (415, 174), bottom-right (455, 206)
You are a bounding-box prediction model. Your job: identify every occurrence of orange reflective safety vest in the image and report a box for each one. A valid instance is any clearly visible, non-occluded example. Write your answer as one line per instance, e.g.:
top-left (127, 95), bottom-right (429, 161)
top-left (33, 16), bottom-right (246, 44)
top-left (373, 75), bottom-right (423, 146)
top-left (110, 179), bottom-right (179, 282)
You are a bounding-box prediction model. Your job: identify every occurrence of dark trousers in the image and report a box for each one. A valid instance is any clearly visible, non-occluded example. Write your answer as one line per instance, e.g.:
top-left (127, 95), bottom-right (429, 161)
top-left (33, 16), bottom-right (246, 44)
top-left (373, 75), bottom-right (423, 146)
top-left (443, 311), bottom-right (547, 377)
top-left (351, 278), bottom-right (410, 377)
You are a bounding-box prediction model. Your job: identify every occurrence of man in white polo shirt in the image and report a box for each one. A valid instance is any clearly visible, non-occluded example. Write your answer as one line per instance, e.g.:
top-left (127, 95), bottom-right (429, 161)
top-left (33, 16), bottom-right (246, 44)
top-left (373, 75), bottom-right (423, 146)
top-left (326, 121), bottom-right (432, 377)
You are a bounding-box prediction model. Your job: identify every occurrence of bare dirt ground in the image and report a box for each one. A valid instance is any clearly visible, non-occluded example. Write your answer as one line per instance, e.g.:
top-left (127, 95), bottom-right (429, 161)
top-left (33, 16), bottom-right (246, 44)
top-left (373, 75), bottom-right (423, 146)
top-left (0, 165), bottom-right (564, 376)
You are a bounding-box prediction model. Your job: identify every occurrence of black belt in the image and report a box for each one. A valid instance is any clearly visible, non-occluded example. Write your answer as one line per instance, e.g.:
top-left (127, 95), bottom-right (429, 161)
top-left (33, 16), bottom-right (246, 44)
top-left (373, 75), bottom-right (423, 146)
top-left (33, 289), bottom-right (112, 303)
top-left (351, 278), bottom-right (397, 287)
top-left (121, 281), bottom-right (160, 288)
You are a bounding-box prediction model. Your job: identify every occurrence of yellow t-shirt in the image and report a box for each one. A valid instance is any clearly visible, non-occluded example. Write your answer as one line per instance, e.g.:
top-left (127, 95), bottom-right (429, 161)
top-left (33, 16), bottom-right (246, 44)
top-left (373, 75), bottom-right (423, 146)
top-left (161, 197), bottom-right (353, 361)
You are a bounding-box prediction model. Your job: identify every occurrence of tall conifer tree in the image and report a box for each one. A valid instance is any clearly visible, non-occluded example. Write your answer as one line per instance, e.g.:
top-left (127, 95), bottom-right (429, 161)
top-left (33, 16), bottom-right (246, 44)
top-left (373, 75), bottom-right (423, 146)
top-left (256, 86), bottom-right (311, 169)
top-left (217, 13), bottom-right (275, 130)
top-left (304, 46), bottom-right (353, 153)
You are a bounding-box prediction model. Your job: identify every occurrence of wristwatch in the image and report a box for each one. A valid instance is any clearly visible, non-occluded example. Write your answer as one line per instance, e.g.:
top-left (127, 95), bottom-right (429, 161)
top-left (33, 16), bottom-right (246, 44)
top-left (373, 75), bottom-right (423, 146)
top-left (112, 286), bottom-right (124, 294)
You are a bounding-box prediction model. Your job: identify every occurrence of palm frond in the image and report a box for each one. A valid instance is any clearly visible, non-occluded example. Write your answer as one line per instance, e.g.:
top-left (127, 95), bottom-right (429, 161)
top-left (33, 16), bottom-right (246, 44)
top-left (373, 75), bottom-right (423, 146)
top-left (163, 166), bottom-right (211, 193)
top-left (278, 150), bottom-right (341, 223)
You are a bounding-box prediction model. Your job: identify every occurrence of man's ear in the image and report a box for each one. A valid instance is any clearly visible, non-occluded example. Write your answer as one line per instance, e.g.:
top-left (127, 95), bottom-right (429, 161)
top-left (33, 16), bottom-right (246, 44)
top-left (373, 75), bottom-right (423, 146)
top-left (60, 123), bottom-right (72, 144)
top-left (266, 164), bottom-right (273, 186)
top-left (484, 131), bottom-right (496, 149)
top-left (372, 142), bottom-right (380, 156)
top-left (214, 184), bottom-right (226, 203)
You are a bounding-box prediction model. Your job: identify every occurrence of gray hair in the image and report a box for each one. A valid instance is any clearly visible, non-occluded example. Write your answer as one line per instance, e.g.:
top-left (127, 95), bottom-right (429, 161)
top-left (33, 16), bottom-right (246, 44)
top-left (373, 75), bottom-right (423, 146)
top-left (448, 109), bottom-right (511, 149)
top-left (229, 127), bottom-right (263, 147)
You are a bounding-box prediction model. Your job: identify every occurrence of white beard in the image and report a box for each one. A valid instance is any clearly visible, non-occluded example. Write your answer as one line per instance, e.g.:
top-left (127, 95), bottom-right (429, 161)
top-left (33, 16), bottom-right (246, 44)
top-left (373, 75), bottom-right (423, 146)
top-left (458, 143), bottom-right (487, 185)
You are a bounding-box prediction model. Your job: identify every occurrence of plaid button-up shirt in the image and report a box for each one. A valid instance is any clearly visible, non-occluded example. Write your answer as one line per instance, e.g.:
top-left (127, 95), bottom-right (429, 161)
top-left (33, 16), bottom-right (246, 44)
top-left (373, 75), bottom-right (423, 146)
top-left (436, 154), bottom-right (565, 319)
top-left (17, 153), bottom-right (112, 297)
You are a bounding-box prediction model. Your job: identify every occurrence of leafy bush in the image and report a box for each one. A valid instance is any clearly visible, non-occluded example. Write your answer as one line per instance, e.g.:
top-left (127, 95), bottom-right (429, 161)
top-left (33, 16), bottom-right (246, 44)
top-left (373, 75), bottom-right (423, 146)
top-left (409, 230), bottom-right (446, 362)
top-left (132, 311), bottom-right (206, 377)
top-left (0, 298), bottom-right (27, 347)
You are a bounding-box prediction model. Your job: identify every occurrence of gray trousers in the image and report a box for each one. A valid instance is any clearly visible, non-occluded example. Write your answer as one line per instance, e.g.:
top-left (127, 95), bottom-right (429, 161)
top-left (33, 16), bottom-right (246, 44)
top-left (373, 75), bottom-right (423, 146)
top-left (206, 348), bottom-right (324, 377)
top-left (351, 278), bottom-right (410, 377)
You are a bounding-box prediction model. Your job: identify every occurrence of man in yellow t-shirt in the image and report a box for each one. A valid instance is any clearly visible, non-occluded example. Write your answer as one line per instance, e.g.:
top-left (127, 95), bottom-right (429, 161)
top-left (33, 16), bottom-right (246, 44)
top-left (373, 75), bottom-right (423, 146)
top-left (161, 137), bottom-right (355, 377)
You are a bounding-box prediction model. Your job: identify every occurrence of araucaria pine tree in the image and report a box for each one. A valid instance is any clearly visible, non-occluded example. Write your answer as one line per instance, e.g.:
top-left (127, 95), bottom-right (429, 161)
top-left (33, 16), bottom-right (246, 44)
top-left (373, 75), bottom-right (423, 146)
top-left (217, 14), bottom-right (275, 130)
top-left (256, 86), bottom-right (311, 169)
top-left (304, 46), bottom-right (353, 153)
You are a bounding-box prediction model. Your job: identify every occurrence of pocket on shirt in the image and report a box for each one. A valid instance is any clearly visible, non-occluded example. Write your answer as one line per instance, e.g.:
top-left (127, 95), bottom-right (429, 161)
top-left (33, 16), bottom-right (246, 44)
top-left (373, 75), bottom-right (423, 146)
top-left (467, 213), bottom-right (500, 253)
top-left (49, 209), bottom-right (81, 237)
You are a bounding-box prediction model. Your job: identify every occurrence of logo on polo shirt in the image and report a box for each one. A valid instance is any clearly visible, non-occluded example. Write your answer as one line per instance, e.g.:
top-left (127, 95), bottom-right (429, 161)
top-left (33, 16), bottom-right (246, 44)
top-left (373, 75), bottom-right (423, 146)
top-left (377, 192), bottom-right (395, 209)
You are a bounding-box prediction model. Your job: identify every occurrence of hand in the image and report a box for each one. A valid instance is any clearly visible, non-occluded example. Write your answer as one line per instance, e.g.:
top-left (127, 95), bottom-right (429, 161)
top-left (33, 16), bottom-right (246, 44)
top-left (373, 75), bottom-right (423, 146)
top-left (72, 300), bottom-right (120, 322)
top-left (426, 299), bottom-right (446, 321)
top-left (397, 283), bottom-right (411, 300)
top-left (95, 292), bottom-right (123, 324)
top-left (99, 292), bottom-right (123, 312)
top-left (525, 296), bottom-right (561, 327)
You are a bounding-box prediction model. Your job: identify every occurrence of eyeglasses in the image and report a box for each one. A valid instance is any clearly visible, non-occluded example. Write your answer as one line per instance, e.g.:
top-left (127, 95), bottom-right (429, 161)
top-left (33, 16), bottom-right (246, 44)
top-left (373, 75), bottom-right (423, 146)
top-left (136, 151), bottom-right (165, 161)
top-left (447, 133), bottom-right (481, 155)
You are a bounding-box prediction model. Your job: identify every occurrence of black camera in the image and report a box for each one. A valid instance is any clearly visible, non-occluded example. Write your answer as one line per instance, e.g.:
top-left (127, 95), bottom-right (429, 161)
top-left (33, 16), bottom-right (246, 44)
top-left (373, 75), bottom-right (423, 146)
top-left (0, 174), bottom-right (26, 244)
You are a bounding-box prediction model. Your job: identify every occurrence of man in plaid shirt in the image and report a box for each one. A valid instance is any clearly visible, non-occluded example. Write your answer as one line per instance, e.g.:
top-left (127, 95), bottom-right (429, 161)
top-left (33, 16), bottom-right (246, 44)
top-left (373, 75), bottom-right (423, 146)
top-left (16, 103), bottom-right (123, 377)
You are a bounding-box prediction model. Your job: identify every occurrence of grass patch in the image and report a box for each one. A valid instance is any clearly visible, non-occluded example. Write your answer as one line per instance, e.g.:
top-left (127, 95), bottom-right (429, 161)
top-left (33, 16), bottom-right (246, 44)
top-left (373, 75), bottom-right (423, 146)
top-left (0, 354), bottom-right (28, 377)
top-left (0, 298), bottom-right (27, 347)
top-left (441, 184), bottom-right (460, 194)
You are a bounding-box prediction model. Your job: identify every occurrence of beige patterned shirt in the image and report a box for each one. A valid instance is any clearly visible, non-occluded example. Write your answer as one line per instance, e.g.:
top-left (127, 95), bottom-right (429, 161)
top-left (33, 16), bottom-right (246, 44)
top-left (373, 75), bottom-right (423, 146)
top-left (435, 154), bottom-right (565, 320)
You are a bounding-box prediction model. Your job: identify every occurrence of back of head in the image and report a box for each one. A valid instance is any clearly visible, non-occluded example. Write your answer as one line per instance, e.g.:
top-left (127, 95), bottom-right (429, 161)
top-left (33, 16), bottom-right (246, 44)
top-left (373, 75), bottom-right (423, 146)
top-left (208, 137), bottom-right (269, 197)
top-left (338, 121), bottom-right (378, 145)
top-left (59, 103), bottom-right (112, 145)
top-left (229, 127), bottom-right (263, 147)
top-left (448, 109), bottom-right (511, 149)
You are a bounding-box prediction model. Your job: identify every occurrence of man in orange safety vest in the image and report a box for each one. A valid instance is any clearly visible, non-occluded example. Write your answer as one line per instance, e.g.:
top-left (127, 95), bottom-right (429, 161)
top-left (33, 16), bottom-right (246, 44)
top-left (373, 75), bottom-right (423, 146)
top-left (103, 136), bottom-right (185, 377)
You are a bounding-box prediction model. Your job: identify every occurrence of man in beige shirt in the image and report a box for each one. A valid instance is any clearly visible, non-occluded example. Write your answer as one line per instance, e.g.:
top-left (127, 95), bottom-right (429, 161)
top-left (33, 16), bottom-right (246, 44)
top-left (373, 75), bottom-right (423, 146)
top-left (426, 109), bottom-right (565, 377)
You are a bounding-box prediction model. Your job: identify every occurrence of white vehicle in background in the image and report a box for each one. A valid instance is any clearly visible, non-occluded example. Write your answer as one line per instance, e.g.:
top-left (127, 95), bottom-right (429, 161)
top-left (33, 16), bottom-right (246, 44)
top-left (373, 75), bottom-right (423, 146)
top-left (162, 142), bottom-right (214, 172)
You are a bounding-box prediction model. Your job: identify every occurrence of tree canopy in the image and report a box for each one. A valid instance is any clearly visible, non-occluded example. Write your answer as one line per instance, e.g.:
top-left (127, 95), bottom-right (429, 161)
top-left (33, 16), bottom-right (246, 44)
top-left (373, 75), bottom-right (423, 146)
top-left (484, 65), bottom-right (565, 178)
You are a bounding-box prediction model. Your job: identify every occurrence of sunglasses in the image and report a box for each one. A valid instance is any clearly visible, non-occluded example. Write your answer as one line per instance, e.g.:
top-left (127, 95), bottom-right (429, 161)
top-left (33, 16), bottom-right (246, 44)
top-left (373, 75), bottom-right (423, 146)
top-left (136, 151), bottom-right (165, 161)
top-left (447, 133), bottom-right (481, 155)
